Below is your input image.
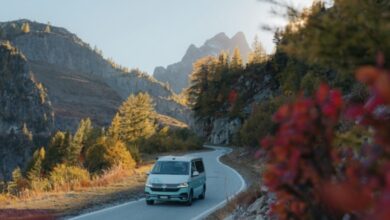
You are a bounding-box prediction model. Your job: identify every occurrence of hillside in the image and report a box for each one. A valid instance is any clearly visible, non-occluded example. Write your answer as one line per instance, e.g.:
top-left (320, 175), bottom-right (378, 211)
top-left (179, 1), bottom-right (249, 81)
top-left (153, 32), bottom-right (251, 93)
top-left (0, 19), bottom-right (191, 131)
top-left (0, 41), bottom-right (54, 179)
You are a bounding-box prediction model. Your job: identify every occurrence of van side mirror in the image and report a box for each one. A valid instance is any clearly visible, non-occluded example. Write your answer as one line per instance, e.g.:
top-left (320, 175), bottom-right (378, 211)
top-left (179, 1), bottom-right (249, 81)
top-left (146, 171), bottom-right (150, 176)
top-left (192, 171), bottom-right (199, 177)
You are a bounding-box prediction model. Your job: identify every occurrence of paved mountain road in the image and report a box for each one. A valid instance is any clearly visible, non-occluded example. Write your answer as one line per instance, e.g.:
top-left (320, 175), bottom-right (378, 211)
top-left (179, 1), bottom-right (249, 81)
top-left (70, 146), bottom-right (246, 220)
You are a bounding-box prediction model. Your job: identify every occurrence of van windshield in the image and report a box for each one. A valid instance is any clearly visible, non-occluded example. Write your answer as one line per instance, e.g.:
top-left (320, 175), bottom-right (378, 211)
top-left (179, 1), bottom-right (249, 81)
top-left (151, 161), bottom-right (189, 175)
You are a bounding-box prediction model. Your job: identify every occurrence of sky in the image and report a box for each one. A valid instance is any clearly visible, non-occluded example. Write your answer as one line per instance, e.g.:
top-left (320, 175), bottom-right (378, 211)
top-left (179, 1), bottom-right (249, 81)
top-left (0, 0), bottom-right (314, 74)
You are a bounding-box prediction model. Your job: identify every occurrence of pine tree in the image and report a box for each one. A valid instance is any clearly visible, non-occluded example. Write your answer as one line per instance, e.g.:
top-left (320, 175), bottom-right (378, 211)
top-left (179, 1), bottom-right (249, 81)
top-left (188, 57), bottom-right (215, 107)
top-left (248, 35), bottom-right (267, 64)
top-left (21, 22), bottom-right (30, 33)
top-left (215, 51), bottom-right (229, 81)
top-left (230, 48), bottom-right (243, 70)
top-left (43, 131), bottom-right (73, 171)
top-left (26, 147), bottom-right (45, 180)
top-left (117, 93), bottom-right (156, 144)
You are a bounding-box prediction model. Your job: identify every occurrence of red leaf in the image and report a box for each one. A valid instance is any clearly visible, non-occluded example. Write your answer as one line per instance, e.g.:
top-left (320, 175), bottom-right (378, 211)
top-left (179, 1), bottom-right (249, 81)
top-left (356, 66), bottom-right (380, 85)
top-left (321, 182), bottom-right (372, 213)
top-left (228, 90), bottom-right (238, 105)
top-left (345, 104), bottom-right (365, 119)
top-left (316, 84), bottom-right (330, 103)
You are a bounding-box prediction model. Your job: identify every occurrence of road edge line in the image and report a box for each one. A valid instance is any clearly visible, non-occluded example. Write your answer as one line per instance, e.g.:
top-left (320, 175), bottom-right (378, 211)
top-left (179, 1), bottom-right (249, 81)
top-left (191, 145), bottom-right (247, 220)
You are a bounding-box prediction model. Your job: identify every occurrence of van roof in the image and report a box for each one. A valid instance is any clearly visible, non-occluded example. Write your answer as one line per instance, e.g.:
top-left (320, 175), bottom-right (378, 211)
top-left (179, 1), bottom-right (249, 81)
top-left (157, 155), bottom-right (201, 162)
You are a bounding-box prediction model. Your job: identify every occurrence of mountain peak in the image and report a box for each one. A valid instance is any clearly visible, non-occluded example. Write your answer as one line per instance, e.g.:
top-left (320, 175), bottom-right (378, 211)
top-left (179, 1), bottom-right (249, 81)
top-left (232, 31), bottom-right (246, 42)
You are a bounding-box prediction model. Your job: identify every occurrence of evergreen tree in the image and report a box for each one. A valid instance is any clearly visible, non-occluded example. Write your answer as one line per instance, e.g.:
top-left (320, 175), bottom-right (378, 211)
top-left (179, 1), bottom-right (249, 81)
top-left (70, 118), bottom-right (92, 166)
top-left (21, 22), bottom-right (30, 33)
top-left (43, 131), bottom-right (73, 171)
top-left (26, 147), bottom-right (45, 180)
top-left (117, 93), bottom-right (156, 144)
top-left (188, 56), bottom-right (218, 116)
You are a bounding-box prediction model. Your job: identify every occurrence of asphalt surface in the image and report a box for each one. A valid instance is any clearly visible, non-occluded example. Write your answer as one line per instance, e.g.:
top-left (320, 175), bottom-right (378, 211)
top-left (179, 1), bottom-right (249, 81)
top-left (70, 146), bottom-right (246, 220)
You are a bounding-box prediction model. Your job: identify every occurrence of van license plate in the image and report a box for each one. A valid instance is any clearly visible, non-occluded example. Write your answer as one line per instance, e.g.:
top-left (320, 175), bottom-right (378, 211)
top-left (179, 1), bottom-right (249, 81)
top-left (160, 196), bottom-right (168, 199)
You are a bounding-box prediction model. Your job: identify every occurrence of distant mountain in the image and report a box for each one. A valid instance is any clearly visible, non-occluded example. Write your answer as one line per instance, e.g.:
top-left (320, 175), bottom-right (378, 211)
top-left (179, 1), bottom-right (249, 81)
top-left (153, 32), bottom-right (251, 93)
top-left (0, 19), bottom-right (191, 131)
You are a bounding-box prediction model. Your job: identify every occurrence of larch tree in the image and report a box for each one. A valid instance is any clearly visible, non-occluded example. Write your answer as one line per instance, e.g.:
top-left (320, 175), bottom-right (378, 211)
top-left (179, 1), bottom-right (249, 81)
top-left (26, 147), bottom-right (45, 181)
top-left (21, 22), bottom-right (30, 33)
top-left (44, 22), bottom-right (51, 33)
top-left (117, 93), bottom-right (156, 144)
top-left (248, 35), bottom-right (267, 64)
top-left (230, 48), bottom-right (243, 71)
top-left (108, 113), bottom-right (121, 141)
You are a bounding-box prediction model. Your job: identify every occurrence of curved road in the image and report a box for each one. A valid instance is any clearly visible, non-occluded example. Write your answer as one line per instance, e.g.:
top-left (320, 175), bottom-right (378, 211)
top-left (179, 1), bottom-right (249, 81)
top-left (70, 146), bottom-right (246, 220)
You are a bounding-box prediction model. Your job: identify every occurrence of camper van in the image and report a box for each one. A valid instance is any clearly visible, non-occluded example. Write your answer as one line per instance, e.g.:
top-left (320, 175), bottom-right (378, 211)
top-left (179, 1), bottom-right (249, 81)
top-left (145, 156), bottom-right (206, 206)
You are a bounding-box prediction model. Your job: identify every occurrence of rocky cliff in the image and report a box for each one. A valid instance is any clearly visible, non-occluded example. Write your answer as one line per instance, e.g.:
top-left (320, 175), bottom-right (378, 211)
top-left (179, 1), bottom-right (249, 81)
top-left (196, 65), bottom-right (279, 145)
top-left (0, 41), bottom-right (54, 179)
top-left (0, 19), bottom-right (191, 131)
top-left (153, 32), bottom-right (251, 93)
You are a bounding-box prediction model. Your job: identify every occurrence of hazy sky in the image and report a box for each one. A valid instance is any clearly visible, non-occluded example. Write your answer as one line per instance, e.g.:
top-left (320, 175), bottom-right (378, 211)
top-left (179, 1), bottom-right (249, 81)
top-left (0, 0), bottom-right (313, 74)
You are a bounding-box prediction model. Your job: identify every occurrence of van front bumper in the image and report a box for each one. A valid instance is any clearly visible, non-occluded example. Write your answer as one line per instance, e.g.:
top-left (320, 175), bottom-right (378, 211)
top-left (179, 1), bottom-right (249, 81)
top-left (145, 186), bottom-right (190, 202)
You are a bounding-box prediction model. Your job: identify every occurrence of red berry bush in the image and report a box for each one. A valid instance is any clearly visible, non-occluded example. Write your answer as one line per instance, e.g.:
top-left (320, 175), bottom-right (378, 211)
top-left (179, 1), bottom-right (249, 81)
top-left (261, 65), bottom-right (390, 220)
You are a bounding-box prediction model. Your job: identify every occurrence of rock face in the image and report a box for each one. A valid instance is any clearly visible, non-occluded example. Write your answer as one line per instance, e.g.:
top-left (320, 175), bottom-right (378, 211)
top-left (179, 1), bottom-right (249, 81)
top-left (197, 69), bottom-right (279, 145)
top-left (207, 118), bottom-right (242, 145)
top-left (0, 19), bottom-right (191, 131)
top-left (153, 32), bottom-right (251, 93)
top-left (0, 41), bottom-right (54, 179)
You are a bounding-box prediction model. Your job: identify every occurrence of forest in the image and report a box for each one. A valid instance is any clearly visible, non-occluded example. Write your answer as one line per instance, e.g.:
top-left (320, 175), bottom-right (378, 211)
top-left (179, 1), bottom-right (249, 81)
top-left (188, 0), bottom-right (390, 219)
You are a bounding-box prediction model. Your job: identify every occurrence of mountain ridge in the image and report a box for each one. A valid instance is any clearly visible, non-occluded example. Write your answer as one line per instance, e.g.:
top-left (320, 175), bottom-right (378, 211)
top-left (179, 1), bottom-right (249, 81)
top-left (0, 19), bottom-right (191, 130)
top-left (153, 32), bottom-right (252, 93)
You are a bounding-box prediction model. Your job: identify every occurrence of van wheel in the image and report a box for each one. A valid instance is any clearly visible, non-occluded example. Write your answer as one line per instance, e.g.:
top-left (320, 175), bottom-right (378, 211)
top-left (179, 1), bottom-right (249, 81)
top-left (186, 190), bottom-right (193, 206)
top-left (199, 185), bottom-right (206, 200)
top-left (146, 200), bottom-right (154, 205)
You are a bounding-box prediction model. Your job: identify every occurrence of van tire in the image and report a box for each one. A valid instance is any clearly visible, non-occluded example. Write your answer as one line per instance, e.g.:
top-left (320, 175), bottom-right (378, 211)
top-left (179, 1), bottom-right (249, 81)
top-left (146, 200), bottom-right (154, 205)
top-left (186, 190), bottom-right (193, 206)
top-left (199, 185), bottom-right (206, 200)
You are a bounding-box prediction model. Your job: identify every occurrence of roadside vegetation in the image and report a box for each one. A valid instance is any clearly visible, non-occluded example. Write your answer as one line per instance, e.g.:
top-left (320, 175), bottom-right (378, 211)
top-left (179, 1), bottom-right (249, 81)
top-left (188, 0), bottom-right (390, 219)
top-left (0, 92), bottom-right (202, 202)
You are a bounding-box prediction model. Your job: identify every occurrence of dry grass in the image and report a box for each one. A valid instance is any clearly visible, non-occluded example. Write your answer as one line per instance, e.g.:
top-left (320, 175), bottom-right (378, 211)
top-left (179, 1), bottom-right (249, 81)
top-left (0, 148), bottom-right (209, 219)
top-left (0, 164), bottom-right (152, 219)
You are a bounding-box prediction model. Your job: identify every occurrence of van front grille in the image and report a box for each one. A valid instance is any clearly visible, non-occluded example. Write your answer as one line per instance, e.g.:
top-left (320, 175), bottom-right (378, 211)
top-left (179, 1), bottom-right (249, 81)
top-left (150, 187), bottom-right (180, 192)
top-left (151, 183), bottom-right (179, 188)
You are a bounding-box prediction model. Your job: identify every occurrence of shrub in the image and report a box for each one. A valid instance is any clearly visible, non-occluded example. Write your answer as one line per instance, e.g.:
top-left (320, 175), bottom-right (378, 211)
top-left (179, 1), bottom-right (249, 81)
top-left (141, 128), bottom-right (202, 154)
top-left (49, 164), bottom-right (90, 191)
top-left (127, 144), bottom-right (141, 164)
top-left (237, 96), bottom-right (286, 147)
top-left (7, 167), bottom-right (29, 195)
top-left (85, 137), bottom-right (136, 173)
top-left (29, 178), bottom-right (50, 192)
top-left (261, 65), bottom-right (390, 219)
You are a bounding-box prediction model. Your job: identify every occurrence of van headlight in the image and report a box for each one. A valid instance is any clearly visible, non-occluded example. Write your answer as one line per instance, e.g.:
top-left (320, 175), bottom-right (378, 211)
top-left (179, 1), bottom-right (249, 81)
top-left (178, 182), bottom-right (188, 188)
top-left (145, 183), bottom-right (153, 188)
